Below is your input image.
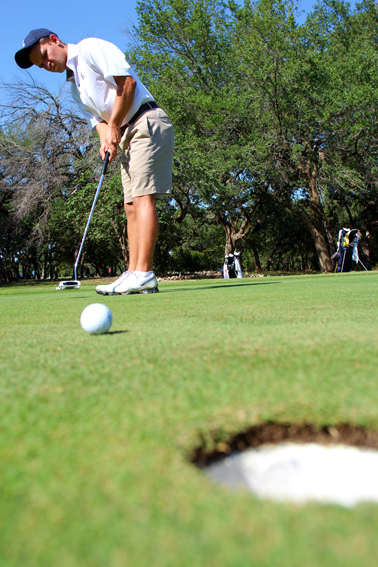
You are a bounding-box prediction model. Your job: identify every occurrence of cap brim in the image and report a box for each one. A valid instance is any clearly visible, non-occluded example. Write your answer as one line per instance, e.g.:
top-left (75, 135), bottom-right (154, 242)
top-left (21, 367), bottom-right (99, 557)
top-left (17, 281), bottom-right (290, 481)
top-left (15, 47), bottom-right (34, 69)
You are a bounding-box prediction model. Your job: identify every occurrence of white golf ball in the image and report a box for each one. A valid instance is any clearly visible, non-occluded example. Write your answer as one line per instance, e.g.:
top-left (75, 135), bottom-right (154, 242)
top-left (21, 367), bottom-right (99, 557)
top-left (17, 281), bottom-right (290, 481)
top-left (80, 303), bottom-right (113, 335)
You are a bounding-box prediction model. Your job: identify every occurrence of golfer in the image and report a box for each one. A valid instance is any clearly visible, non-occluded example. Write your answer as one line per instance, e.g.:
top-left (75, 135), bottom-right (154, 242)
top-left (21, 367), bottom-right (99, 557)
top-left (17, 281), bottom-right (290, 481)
top-left (15, 29), bottom-right (174, 295)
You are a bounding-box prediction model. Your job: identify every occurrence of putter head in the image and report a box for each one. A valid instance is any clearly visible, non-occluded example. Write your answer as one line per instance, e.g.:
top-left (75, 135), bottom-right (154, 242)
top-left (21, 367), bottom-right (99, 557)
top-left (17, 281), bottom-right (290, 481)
top-left (56, 280), bottom-right (81, 290)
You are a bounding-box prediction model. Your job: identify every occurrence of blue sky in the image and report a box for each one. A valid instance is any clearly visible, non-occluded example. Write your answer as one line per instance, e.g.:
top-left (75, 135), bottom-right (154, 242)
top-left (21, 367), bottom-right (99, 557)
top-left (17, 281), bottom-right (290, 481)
top-left (1, 0), bottom-right (355, 95)
top-left (1, 0), bottom-right (139, 94)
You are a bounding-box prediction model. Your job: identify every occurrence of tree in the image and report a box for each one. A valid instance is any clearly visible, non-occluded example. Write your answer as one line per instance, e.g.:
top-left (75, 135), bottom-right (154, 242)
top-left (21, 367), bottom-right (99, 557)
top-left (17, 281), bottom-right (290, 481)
top-left (238, 0), bottom-right (378, 270)
top-left (127, 0), bottom-right (267, 257)
top-left (0, 78), bottom-right (131, 279)
top-left (127, 0), bottom-right (378, 271)
top-left (308, 0), bottom-right (378, 267)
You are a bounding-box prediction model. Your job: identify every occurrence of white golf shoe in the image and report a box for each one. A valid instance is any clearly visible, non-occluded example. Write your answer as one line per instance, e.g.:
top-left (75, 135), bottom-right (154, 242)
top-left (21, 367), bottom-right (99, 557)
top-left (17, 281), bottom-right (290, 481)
top-left (114, 272), bottom-right (159, 295)
top-left (96, 271), bottom-right (132, 295)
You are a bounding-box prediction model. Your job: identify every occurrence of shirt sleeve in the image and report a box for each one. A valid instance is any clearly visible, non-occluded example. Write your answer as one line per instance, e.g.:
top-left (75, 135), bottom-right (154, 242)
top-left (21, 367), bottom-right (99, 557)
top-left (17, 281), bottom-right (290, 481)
top-left (78, 38), bottom-right (132, 86)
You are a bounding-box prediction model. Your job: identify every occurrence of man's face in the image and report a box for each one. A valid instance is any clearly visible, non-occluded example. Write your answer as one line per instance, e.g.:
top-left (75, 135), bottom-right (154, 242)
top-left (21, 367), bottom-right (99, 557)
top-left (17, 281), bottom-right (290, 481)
top-left (29, 35), bottom-right (67, 73)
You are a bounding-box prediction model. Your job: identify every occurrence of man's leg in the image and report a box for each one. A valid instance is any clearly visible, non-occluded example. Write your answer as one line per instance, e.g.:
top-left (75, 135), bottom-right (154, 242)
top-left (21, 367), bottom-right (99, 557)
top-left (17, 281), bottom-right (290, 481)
top-left (124, 201), bottom-right (138, 272)
top-left (103, 194), bottom-right (159, 294)
top-left (95, 201), bottom-right (138, 296)
top-left (132, 195), bottom-right (159, 273)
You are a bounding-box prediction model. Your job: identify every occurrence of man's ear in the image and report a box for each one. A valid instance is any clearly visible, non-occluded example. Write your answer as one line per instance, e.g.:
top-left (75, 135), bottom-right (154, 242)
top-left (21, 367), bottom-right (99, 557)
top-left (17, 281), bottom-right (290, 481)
top-left (49, 34), bottom-right (60, 45)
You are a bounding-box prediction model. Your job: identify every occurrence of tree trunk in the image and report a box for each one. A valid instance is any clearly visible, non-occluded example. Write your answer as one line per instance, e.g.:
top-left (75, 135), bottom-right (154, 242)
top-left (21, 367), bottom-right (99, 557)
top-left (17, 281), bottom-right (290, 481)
top-left (252, 247), bottom-right (262, 271)
top-left (302, 213), bottom-right (334, 272)
top-left (286, 173), bottom-right (334, 272)
top-left (216, 208), bottom-right (259, 257)
top-left (305, 164), bottom-right (334, 272)
top-left (221, 222), bottom-right (234, 256)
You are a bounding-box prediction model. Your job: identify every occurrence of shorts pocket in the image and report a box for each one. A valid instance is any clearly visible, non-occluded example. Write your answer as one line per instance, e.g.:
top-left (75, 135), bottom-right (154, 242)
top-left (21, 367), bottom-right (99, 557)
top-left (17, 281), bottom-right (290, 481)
top-left (135, 116), bottom-right (152, 139)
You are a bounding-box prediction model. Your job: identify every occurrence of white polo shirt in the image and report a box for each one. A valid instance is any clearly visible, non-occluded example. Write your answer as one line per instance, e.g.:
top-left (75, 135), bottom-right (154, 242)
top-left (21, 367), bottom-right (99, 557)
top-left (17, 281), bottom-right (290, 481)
top-left (66, 38), bottom-right (154, 131)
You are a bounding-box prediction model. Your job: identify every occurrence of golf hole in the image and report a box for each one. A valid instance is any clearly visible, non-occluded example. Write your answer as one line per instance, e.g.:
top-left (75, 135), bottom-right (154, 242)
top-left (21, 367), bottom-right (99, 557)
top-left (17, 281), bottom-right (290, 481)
top-left (192, 423), bottom-right (378, 507)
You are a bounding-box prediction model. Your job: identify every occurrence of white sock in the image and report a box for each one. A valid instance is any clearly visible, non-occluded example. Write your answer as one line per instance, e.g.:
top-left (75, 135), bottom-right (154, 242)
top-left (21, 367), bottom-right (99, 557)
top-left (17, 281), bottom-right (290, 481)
top-left (134, 270), bottom-right (153, 277)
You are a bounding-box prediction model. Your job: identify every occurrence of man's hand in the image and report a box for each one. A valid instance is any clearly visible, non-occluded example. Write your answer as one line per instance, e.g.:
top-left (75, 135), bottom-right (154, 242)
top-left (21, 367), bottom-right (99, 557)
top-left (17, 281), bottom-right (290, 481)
top-left (95, 76), bottom-right (136, 163)
top-left (104, 123), bottom-right (122, 161)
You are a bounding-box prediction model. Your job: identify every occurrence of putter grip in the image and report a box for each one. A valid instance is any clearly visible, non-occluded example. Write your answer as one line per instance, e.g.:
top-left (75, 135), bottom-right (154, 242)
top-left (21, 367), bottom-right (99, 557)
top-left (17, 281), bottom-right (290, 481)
top-left (103, 152), bottom-right (110, 175)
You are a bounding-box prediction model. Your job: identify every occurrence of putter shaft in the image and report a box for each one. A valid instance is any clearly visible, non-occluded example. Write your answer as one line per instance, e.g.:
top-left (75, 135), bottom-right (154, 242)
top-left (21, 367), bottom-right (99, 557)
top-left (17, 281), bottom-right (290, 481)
top-left (74, 153), bottom-right (110, 280)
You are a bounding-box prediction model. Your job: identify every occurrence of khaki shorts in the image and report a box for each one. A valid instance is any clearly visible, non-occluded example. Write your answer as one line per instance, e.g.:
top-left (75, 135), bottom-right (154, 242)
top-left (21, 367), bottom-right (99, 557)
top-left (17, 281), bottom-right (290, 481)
top-left (119, 108), bottom-right (174, 204)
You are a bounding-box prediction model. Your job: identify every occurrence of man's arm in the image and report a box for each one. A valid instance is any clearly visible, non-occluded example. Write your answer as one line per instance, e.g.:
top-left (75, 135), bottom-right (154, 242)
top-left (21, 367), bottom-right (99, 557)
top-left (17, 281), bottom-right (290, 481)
top-left (97, 75), bottom-right (136, 162)
top-left (96, 121), bottom-right (108, 158)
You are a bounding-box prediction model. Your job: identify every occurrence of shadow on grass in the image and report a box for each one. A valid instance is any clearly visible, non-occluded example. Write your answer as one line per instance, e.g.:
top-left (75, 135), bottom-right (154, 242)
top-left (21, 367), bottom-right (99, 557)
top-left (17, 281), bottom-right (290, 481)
top-left (0, 279), bottom-right (100, 289)
top-left (84, 330), bottom-right (128, 336)
top-left (107, 330), bottom-right (129, 335)
top-left (60, 296), bottom-right (98, 300)
top-left (163, 281), bottom-right (281, 293)
top-left (1, 280), bottom-right (282, 296)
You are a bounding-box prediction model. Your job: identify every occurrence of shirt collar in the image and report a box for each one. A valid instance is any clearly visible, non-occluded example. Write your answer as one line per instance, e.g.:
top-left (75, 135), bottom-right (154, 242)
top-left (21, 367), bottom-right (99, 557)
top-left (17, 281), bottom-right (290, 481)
top-left (66, 43), bottom-right (79, 82)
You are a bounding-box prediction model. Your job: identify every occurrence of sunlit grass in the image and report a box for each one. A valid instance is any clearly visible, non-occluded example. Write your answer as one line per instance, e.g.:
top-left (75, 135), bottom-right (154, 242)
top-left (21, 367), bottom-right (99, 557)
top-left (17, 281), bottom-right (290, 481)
top-left (0, 272), bottom-right (377, 567)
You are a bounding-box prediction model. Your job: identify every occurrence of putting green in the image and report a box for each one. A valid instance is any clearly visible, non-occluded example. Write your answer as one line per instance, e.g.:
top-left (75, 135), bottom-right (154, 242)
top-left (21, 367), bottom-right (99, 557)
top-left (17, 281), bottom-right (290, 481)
top-left (0, 272), bottom-right (377, 567)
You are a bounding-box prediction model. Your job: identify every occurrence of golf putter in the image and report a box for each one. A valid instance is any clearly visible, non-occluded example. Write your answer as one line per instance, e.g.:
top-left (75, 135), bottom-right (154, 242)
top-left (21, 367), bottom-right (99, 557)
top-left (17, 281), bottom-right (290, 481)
top-left (56, 152), bottom-right (110, 290)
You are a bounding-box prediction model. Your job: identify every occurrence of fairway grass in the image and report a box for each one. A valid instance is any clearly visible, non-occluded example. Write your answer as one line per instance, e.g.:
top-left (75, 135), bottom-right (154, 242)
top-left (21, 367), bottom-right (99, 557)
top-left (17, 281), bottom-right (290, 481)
top-left (0, 272), bottom-right (377, 567)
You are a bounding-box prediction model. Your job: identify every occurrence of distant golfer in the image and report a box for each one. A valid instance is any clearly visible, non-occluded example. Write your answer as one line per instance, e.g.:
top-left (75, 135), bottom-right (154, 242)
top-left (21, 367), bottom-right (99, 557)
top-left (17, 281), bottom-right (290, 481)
top-left (15, 29), bottom-right (174, 295)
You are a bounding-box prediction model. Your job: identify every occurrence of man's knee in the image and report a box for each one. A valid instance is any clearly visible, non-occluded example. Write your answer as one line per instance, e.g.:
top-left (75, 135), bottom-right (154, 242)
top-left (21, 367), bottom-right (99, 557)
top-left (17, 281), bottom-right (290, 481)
top-left (124, 201), bottom-right (136, 218)
top-left (132, 194), bottom-right (157, 212)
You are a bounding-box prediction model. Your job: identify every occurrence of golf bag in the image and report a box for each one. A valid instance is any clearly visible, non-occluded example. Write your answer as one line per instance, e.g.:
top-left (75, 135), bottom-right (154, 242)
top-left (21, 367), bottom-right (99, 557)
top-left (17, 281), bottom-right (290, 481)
top-left (332, 228), bottom-right (360, 272)
top-left (223, 252), bottom-right (243, 279)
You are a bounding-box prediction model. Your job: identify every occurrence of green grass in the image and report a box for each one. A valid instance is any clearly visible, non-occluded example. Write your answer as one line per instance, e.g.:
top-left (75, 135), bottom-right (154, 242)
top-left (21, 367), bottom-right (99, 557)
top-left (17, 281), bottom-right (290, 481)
top-left (0, 272), bottom-right (377, 567)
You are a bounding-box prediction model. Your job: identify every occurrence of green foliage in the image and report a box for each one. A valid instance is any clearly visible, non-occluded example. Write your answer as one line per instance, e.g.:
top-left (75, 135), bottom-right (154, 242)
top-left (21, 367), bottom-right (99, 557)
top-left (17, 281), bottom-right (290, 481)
top-left (126, 0), bottom-right (378, 271)
top-left (1, 0), bottom-right (378, 279)
top-left (154, 199), bottom-right (224, 273)
top-left (47, 162), bottom-right (128, 277)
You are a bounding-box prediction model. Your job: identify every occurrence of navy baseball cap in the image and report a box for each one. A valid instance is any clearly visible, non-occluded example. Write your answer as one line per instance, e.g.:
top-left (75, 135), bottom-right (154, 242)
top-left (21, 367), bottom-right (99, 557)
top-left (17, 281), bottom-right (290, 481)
top-left (15, 28), bottom-right (56, 69)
